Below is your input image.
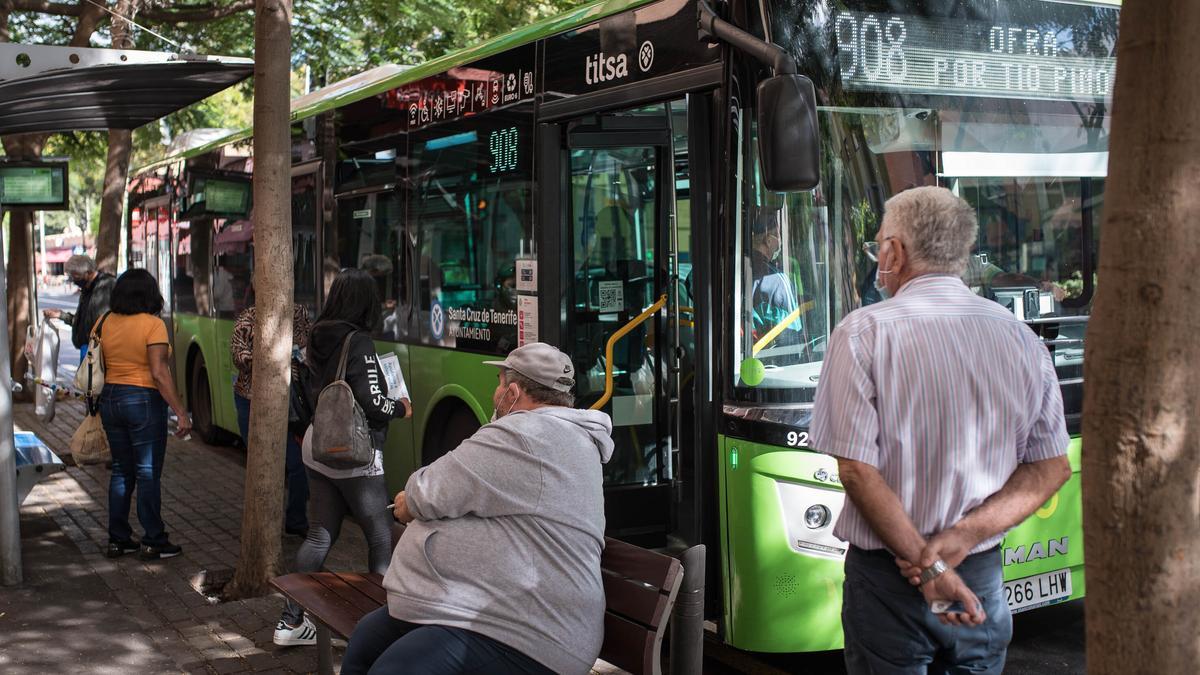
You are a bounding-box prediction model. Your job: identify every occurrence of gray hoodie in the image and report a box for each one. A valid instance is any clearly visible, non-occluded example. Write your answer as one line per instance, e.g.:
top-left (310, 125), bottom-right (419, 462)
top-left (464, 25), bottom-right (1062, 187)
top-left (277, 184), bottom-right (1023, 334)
top-left (383, 406), bottom-right (614, 674)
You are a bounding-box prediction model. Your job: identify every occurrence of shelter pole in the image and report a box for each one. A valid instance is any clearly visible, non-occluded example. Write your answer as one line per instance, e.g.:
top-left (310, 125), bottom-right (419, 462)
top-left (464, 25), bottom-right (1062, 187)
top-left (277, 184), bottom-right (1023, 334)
top-left (0, 205), bottom-right (24, 585)
top-left (37, 211), bottom-right (45, 278)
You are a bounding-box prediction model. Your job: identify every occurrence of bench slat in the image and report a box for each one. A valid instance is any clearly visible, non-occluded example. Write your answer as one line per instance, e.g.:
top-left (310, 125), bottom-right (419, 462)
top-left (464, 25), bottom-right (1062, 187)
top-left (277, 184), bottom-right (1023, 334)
top-left (337, 572), bottom-right (387, 606)
top-left (312, 573), bottom-right (379, 615)
top-left (602, 569), bottom-right (671, 629)
top-left (602, 537), bottom-right (679, 588)
top-left (271, 574), bottom-right (367, 639)
top-left (599, 611), bottom-right (657, 675)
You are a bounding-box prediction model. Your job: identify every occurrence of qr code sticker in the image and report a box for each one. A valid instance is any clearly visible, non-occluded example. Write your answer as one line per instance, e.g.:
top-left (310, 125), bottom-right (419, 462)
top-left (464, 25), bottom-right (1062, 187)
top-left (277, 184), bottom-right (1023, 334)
top-left (597, 281), bottom-right (624, 312)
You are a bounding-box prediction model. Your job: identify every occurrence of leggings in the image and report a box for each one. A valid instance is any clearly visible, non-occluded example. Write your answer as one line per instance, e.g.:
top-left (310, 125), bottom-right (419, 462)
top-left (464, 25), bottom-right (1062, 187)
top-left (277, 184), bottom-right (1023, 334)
top-left (281, 469), bottom-right (392, 626)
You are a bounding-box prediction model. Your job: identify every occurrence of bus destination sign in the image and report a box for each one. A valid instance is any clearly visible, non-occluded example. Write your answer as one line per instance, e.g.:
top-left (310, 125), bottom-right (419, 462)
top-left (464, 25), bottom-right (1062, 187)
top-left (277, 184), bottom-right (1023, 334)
top-left (834, 11), bottom-right (1116, 102)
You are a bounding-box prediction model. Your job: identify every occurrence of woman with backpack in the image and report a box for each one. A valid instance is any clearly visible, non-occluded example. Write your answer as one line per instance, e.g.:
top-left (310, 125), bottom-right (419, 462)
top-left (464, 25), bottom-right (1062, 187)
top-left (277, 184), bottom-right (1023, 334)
top-left (274, 268), bottom-right (412, 647)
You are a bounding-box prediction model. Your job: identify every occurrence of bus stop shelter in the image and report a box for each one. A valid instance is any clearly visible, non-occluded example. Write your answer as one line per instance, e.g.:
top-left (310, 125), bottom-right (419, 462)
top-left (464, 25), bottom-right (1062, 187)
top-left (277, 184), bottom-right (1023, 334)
top-left (0, 42), bottom-right (253, 585)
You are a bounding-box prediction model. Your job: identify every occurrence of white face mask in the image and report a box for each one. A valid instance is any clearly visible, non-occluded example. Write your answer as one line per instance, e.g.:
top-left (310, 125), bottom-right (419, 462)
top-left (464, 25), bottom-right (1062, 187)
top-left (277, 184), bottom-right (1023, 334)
top-left (490, 389), bottom-right (520, 422)
top-left (874, 268), bottom-right (893, 300)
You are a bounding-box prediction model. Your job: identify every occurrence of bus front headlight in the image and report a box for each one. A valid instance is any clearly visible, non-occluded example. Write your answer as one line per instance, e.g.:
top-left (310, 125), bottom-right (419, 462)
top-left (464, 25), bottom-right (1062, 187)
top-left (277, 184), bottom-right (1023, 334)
top-left (804, 504), bottom-right (831, 529)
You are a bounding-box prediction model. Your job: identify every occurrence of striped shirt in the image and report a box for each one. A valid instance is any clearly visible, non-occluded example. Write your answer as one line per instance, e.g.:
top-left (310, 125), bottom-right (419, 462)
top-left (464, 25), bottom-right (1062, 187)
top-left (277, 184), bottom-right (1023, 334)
top-left (810, 275), bottom-right (1068, 553)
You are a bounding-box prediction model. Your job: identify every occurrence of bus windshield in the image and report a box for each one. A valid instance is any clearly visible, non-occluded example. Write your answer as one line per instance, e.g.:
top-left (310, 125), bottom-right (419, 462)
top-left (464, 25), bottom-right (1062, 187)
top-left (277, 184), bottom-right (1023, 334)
top-left (733, 0), bottom-right (1118, 402)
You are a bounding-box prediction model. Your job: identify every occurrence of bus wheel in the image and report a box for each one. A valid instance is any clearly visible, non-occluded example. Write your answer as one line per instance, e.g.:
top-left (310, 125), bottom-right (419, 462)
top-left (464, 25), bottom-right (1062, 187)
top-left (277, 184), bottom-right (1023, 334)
top-left (423, 404), bottom-right (480, 465)
top-left (190, 357), bottom-right (221, 446)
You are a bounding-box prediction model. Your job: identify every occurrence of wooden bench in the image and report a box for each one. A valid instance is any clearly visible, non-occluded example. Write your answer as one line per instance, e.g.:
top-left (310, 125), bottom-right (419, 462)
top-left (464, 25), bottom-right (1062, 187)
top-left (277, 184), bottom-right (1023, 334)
top-left (271, 533), bottom-right (684, 675)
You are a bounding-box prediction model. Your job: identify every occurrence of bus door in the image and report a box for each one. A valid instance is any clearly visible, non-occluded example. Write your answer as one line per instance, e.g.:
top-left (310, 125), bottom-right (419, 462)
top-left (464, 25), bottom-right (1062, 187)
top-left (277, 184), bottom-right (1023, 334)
top-left (559, 103), bottom-right (695, 548)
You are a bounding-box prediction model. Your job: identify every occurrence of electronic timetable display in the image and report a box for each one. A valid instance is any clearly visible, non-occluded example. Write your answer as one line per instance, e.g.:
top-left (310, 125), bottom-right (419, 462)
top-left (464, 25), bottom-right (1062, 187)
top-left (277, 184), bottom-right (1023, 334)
top-left (0, 162), bottom-right (69, 210)
top-left (834, 10), bottom-right (1117, 102)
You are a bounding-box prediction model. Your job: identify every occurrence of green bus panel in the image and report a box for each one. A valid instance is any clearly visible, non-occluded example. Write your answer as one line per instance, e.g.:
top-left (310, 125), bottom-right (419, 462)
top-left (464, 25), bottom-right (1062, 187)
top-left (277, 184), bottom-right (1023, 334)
top-left (173, 313), bottom-right (239, 435)
top-left (717, 435), bottom-right (1085, 653)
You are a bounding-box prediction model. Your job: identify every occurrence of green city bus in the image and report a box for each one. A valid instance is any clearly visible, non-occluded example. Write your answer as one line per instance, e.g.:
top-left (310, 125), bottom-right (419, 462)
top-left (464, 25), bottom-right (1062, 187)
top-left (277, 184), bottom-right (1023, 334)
top-left (124, 0), bottom-right (1118, 654)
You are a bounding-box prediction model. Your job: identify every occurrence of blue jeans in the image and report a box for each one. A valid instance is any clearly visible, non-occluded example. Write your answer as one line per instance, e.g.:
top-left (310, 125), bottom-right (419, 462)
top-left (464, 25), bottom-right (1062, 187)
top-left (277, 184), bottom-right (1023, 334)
top-left (234, 393), bottom-right (309, 531)
top-left (100, 384), bottom-right (170, 546)
top-left (842, 546), bottom-right (1013, 675)
top-left (341, 606), bottom-right (553, 675)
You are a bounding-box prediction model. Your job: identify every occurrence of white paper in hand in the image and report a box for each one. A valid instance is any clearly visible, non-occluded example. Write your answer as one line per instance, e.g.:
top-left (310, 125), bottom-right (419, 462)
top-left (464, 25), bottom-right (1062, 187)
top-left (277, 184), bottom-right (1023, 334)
top-left (376, 352), bottom-right (409, 400)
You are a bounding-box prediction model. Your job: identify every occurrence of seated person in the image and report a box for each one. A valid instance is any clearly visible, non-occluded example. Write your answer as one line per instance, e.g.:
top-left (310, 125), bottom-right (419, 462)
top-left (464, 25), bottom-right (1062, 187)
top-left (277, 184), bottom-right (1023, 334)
top-left (341, 343), bottom-right (614, 675)
top-left (749, 213), bottom-right (808, 357)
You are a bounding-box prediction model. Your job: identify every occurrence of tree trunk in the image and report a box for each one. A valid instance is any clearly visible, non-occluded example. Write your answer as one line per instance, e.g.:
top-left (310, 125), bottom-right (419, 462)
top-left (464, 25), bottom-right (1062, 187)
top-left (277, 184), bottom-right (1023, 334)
top-left (225, 0), bottom-right (293, 600)
top-left (1083, 1), bottom-right (1200, 672)
top-left (93, 0), bottom-right (139, 275)
top-left (95, 128), bottom-right (132, 275)
top-left (2, 134), bottom-right (45, 401)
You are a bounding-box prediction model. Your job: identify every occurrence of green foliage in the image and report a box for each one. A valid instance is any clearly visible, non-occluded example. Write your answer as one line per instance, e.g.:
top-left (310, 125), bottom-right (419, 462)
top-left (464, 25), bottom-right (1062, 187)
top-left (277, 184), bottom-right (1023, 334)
top-left (7, 0), bottom-right (588, 222)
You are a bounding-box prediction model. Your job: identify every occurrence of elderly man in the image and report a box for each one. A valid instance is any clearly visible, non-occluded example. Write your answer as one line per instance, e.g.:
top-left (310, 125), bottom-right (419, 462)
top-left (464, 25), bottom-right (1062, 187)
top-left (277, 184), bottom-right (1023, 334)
top-left (43, 254), bottom-right (115, 362)
top-left (341, 342), bottom-right (614, 675)
top-left (811, 186), bottom-right (1071, 674)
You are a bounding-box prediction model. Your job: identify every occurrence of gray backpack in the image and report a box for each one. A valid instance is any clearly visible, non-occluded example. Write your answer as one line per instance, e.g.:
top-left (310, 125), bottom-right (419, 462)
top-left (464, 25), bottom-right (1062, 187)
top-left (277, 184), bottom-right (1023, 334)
top-left (310, 333), bottom-right (373, 469)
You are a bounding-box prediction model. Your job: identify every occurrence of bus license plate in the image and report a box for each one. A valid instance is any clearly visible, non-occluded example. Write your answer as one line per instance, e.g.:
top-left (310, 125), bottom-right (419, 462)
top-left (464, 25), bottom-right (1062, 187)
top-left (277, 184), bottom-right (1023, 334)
top-left (1005, 568), bottom-right (1072, 613)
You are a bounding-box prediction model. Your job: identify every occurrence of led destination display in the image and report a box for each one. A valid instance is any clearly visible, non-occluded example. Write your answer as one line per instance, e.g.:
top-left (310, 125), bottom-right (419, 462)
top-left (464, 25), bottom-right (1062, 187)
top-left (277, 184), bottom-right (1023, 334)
top-left (834, 11), bottom-right (1116, 102)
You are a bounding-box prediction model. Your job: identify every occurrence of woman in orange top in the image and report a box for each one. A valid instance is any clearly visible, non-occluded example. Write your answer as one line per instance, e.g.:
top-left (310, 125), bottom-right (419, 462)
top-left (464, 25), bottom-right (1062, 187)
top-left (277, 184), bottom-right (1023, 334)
top-left (96, 269), bottom-right (192, 560)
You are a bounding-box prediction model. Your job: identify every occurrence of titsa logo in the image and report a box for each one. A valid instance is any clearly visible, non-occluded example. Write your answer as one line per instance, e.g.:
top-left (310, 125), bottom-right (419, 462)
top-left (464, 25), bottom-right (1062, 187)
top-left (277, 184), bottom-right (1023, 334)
top-left (585, 40), bottom-right (654, 85)
top-left (585, 51), bottom-right (629, 85)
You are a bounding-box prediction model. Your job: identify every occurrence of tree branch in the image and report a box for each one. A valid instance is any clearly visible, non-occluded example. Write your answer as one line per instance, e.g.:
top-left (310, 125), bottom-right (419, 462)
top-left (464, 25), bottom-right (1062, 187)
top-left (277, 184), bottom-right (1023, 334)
top-left (140, 0), bottom-right (253, 24)
top-left (7, 0), bottom-right (253, 25)
top-left (7, 0), bottom-right (80, 18)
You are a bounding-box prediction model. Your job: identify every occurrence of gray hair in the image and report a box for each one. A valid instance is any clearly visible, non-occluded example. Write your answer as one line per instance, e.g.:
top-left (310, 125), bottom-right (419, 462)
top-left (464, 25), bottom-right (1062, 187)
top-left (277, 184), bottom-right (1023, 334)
top-left (883, 187), bottom-right (978, 275)
top-left (502, 368), bottom-right (575, 408)
top-left (64, 254), bottom-right (96, 276)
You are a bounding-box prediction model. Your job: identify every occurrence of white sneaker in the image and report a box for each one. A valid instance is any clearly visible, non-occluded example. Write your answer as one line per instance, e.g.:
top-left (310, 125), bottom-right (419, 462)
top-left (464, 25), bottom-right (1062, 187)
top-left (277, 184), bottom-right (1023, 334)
top-left (273, 616), bottom-right (318, 647)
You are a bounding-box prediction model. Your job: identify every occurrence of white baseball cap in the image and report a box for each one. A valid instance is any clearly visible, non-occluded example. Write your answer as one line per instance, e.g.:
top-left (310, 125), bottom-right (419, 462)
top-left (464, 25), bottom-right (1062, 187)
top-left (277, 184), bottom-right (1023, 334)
top-left (483, 342), bottom-right (575, 392)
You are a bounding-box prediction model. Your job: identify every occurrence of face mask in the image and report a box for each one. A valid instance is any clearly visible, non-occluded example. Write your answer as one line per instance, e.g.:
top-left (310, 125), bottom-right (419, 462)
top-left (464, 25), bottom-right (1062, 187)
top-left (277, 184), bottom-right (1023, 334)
top-left (72, 276), bottom-right (88, 289)
top-left (874, 268), bottom-right (893, 300)
top-left (490, 389), bottom-right (520, 422)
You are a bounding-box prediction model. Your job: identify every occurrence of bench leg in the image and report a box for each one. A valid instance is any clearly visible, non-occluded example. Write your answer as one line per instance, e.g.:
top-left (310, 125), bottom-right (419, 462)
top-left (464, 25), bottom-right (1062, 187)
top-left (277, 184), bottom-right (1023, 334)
top-left (316, 624), bottom-right (333, 675)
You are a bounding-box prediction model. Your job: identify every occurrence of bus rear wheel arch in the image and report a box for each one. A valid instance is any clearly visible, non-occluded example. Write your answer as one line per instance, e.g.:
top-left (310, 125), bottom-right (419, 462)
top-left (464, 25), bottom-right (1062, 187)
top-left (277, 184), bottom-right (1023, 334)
top-left (422, 400), bottom-right (481, 466)
top-left (188, 350), bottom-right (234, 446)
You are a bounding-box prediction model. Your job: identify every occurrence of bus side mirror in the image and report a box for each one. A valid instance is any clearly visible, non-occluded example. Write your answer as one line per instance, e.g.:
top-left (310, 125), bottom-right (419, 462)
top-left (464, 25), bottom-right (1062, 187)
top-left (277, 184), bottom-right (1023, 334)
top-left (757, 74), bottom-right (820, 192)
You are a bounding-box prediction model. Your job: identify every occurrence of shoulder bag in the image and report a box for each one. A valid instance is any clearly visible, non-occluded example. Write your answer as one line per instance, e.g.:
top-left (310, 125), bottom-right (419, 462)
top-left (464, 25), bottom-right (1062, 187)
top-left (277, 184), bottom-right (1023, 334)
top-left (74, 312), bottom-right (110, 404)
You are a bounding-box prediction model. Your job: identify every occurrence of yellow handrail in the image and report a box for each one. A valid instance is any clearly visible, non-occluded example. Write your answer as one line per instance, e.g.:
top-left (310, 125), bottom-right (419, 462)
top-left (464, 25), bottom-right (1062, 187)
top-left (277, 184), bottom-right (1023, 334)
top-left (590, 294), bottom-right (668, 411)
top-left (752, 299), bottom-right (815, 356)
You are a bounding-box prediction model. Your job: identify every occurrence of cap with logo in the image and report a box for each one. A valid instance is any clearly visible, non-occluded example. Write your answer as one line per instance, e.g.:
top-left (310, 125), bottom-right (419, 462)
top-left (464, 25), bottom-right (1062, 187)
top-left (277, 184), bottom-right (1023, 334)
top-left (483, 342), bottom-right (575, 392)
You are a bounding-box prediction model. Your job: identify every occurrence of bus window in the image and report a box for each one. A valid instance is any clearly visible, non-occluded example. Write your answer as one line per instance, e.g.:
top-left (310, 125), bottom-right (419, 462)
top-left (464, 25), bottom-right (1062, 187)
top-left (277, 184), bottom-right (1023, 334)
top-left (733, 110), bottom-right (1107, 405)
top-left (292, 171), bottom-right (320, 314)
top-left (410, 117), bottom-right (533, 355)
top-left (213, 218), bottom-right (253, 318)
top-left (333, 190), bottom-right (403, 340)
top-left (174, 224), bottom-right (197, 314)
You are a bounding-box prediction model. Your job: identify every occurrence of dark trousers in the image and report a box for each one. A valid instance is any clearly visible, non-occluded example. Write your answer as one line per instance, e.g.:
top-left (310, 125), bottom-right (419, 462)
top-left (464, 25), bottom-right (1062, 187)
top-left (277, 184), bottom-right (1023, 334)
top-left (842, 546), bottom-right (1012, 675)
top-left (341, 606), bottom-right (554, 675)
top-left (234, 393), bottom-right (309, 531)
top-left (100, 384), bottom-right (169, 546)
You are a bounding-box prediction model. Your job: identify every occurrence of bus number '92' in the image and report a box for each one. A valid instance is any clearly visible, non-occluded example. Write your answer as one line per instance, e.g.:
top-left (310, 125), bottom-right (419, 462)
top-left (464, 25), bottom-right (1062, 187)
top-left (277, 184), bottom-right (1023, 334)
top-left (786, 431), bottom-right (810, 448)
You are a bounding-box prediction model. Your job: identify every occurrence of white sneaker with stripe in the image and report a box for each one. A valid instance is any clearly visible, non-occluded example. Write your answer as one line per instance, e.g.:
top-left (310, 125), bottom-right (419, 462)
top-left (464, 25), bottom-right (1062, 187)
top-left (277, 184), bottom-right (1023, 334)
top-left (273, 616), bottom-right (318, 647)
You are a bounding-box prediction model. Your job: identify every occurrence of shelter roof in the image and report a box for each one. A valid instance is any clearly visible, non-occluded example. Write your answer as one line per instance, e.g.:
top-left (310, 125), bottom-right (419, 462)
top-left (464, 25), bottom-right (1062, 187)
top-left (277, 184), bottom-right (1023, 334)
top-left (0, 43), bottom-right (253, 135)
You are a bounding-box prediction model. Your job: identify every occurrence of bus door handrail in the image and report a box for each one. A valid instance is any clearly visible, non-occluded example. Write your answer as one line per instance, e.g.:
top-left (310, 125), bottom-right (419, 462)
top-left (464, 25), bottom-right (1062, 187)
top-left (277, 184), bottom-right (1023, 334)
top-left (590, 294), bottom-right (668, 411)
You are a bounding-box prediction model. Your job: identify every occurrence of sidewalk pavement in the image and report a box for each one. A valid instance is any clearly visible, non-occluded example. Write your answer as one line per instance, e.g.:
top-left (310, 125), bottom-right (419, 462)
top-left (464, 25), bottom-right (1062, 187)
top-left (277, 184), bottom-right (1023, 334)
top-left (2, 399), bottom-right (368, 674)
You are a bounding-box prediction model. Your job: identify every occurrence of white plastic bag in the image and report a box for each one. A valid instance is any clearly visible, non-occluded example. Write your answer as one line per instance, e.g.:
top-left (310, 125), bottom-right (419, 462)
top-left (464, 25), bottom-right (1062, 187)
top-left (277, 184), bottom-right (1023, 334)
top-left (33, 318), bottom-right (60, 423)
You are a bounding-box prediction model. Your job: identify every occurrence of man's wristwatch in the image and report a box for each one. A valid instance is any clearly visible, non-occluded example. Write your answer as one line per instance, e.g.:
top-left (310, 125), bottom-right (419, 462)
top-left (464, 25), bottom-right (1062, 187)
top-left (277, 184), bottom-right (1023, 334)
top-left (918, 559), bottom-right (948, 585)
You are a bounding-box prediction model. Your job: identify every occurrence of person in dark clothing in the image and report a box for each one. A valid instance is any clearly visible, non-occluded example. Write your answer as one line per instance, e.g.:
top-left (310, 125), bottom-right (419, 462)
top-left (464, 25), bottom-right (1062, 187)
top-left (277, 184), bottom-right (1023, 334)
top-left (231, 297), bottom-right (312, 536)
top-left (44, 254), bottom-right (115, 361)
top-left (748, 212), bottom-right (808, 359)
top-left (274, 268), bottom-right (413, 647)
